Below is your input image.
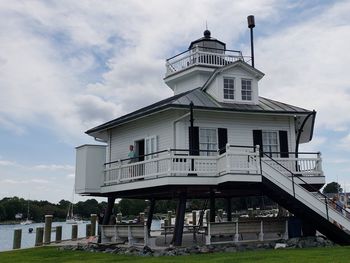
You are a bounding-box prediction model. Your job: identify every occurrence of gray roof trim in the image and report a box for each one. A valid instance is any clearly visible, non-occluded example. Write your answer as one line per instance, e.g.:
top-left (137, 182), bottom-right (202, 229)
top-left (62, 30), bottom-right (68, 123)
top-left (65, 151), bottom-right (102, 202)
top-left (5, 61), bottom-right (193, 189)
top-left (86, 88), bottom-right (313, 135)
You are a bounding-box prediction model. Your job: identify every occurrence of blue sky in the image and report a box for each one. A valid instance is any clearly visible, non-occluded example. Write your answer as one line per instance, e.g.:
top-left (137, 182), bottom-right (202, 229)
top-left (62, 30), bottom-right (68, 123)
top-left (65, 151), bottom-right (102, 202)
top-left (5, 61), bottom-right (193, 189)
top-left (1, 0), bottom-right (350, 203)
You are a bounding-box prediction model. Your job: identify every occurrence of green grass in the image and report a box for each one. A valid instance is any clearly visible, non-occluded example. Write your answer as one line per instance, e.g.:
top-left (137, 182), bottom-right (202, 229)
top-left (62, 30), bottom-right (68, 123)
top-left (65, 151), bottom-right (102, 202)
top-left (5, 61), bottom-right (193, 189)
top-left (0, 246), bottom-right (350, 263)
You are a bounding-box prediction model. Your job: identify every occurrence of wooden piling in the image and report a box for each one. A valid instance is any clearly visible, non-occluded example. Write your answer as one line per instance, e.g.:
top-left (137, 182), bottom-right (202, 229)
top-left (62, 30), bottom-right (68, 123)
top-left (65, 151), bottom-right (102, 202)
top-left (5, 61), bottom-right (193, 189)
top-left (90, 214), bottom-right (97, 236)
top-left (167, 210), bottom-right (172, 225)
top-left (192, 210), bottom-right (197, 225)
top-left (71, 224), bottom-right (78, 240)
top-left (86, 223), bottom-right (91, 237)
top-left (218, 209), bottom-right (223, 222)
top-left (35, 227), bottom-right (44, 246)
top-left (139, 212), bottom-right (145, 224)
top-left (116, 213), bottom-right (122, 223)
top-left (44, 215), bottom-right (53, 244)
top-left (55, 226), bottom-right (62, 243)
top-left (12, 229), bottom-right (22, 249)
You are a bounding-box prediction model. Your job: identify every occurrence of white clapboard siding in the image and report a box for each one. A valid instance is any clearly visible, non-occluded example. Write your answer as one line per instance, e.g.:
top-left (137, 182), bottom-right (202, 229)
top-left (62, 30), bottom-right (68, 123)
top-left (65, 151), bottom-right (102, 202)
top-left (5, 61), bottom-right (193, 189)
top-left (182, 111), bottom-right (295, 153)
top-left (109, 110), bottom-right (183, 162)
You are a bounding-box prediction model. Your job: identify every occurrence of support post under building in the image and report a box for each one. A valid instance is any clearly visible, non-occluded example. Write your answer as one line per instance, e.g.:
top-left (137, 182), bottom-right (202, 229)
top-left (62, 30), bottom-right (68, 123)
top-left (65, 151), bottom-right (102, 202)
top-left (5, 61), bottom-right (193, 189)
top-left (172, 192), bottom-right (187, 246)
top-left (226, 197), bottom-right (232, 221)
top-left (147, 199), bottom-right (156, 235)
top-left (210, 190), bottom-right (216, 222)
top-left (102, 197), bottom-right (116, 225)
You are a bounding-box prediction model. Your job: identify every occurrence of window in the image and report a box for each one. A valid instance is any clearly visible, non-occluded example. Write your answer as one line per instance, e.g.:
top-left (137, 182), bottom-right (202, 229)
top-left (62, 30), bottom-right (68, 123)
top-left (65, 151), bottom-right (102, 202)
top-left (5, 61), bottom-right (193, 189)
top-left (262, 131), bottom-right (278, 157)
top-left (223, 78), bottom-right (235, 100)
top-left (241, 79), bottom-right (252, 101)
top-left (199, 128), bottom-right (217, 156)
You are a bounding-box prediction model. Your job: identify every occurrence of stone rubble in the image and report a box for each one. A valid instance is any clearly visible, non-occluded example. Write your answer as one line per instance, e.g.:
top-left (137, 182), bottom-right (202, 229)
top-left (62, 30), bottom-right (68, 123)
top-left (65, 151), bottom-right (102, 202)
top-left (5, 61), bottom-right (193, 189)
top-left (58, 236), bottom-right (335, 257)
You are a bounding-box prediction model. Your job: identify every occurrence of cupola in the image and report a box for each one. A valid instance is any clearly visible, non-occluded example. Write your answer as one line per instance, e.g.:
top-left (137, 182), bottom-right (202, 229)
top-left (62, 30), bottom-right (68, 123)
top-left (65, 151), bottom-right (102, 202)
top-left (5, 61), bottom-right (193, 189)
top-left (164, 30), bottom-right (245, 95)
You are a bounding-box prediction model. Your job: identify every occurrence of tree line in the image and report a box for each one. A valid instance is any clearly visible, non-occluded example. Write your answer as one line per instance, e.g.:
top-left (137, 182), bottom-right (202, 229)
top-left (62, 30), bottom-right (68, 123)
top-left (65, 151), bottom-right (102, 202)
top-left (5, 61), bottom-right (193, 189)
top-left (0, 195), bottom-right (277, 223)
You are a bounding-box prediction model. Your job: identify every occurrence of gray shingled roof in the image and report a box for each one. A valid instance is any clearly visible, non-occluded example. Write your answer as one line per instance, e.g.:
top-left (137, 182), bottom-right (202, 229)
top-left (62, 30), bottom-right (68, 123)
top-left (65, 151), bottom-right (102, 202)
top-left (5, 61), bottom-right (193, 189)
top-left (86, 88), bottom-right (312, 135)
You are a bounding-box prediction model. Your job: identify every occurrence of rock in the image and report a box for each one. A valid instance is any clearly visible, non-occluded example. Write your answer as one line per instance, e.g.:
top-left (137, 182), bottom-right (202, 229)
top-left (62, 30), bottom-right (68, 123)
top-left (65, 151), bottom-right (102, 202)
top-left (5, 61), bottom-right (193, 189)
top-left (274, 243), bottom-right (287, 249)
top-left (224, 246), bottom-right (237, 253)
top-left (143, 245), bottom-right (153, 254)
top-left (199, 246), bottom-right (210, 253)
top-left (286, 237), bottom-right (299, 247)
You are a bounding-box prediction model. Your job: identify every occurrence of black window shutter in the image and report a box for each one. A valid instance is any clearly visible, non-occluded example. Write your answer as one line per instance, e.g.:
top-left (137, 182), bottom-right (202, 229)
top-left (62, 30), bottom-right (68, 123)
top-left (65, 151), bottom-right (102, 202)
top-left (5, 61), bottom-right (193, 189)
top-left (279, 130), bottom-right (289, 158)
top-left (189, 126), bottom-right (199, 156)
top-left (218, 128), bottom-right (228, 154)
top-left (253, 130), bottom-right (263, 156)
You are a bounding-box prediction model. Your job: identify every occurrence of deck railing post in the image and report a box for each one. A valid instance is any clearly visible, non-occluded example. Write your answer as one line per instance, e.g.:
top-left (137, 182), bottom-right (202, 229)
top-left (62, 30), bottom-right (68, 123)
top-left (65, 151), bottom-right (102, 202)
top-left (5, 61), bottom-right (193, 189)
top-left (195, 46), bottom-right (199, 65)
top-left (117, 159), bottom-right (121, 183)
top-left (255, 145), bottom-right (261, 174)
top-left (167, 149), bottom-right (172, 176)
top-left (226, 143), bottom-right (231, 173)
top-left (317, 152), bottom-right (323, 176)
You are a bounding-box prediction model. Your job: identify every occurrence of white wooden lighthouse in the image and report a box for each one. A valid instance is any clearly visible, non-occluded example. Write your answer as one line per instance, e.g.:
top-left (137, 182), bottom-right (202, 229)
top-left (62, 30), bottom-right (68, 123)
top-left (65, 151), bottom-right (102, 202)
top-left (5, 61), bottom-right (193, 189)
top-left (75, 17), bottom-right (350, 246)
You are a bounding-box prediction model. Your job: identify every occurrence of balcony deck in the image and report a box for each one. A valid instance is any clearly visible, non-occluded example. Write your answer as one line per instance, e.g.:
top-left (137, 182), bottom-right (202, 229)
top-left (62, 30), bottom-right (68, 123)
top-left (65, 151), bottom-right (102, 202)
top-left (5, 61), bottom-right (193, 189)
top-left (165, 47), bottom-right (249, 77)
top-left (102, 146), bottom-right (324, 195)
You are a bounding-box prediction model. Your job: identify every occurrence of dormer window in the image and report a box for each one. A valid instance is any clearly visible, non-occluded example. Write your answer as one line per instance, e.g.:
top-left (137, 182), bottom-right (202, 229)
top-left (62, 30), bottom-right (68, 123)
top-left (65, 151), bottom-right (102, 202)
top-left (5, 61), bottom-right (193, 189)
top-left (223, 78), bottom-right (235, 100)
top-left (241, 79), bottom-right (252, 101)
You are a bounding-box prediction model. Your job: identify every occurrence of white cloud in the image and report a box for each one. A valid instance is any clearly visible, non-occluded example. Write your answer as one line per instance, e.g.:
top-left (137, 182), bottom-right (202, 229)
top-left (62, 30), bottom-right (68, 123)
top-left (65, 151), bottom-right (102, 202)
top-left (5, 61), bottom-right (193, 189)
top-left (338, 133), bottom-right (350, 151)
top-left (0, 0), bottom-right (284, 144)
top-left (32, 164), bottom-right (74, 171)
top-left (0, 160), bottom-right (16, 166)
top-left (299, 136), bottom-right (326, 152)
top-left (66, 173), bottom-right (75, 179)
top-left (257, 1), bottom-right (350, 132)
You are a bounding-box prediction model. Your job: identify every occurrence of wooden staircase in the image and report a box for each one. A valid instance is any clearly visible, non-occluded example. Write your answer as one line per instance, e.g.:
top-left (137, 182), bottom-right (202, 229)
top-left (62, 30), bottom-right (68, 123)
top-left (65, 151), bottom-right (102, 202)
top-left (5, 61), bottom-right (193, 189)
top-left (260, 159), bottom-right (350, 245)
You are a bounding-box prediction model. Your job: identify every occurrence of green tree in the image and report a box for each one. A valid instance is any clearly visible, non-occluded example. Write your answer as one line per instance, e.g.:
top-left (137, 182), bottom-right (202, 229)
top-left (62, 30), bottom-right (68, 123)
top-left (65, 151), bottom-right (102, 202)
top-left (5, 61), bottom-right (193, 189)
top-left (323, 182), bottom-right (342, 194)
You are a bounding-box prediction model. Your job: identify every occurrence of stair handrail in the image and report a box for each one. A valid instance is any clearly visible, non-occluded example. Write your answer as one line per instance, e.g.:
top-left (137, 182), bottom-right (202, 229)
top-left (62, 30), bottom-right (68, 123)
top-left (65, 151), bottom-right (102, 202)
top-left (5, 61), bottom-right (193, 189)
top-left (261, 151), bottom-right (349, 223)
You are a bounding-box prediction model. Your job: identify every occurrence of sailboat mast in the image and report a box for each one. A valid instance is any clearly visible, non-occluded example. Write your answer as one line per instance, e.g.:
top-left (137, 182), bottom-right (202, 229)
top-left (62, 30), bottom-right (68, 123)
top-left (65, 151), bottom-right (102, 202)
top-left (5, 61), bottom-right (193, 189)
top-left (27, 200), bottom-right (30, 220)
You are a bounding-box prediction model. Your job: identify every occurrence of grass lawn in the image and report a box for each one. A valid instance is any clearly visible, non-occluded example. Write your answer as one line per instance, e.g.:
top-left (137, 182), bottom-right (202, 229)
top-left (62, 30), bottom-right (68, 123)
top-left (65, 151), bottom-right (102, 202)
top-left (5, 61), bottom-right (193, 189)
top-left (0, 246), bottom-right (349, 263)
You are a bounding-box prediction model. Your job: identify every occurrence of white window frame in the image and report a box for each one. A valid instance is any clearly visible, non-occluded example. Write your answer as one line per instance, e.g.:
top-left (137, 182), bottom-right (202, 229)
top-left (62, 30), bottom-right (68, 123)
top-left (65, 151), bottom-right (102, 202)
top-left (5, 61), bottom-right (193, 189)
top-left (241, 78), bottom-right (252, 101)
top-left (199, 128), bottom-right (218, 156)
top-left (262, 131), bottom-right (279, 157)
top-left (145, 135), bottom-right (157, 160)
top-left (223, 77), bottom-right (235, 100)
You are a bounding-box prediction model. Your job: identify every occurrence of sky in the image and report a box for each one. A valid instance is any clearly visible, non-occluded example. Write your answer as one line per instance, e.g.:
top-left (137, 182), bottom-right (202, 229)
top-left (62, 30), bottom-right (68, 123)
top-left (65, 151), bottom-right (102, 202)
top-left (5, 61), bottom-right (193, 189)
top-left (0, 0), bottom-right (350, 203)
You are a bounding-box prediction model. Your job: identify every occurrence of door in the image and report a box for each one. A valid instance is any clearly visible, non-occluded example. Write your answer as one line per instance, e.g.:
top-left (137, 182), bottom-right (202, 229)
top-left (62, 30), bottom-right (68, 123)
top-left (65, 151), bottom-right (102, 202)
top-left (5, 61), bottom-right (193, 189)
top-left (145, 136), bottom-right (157, 160)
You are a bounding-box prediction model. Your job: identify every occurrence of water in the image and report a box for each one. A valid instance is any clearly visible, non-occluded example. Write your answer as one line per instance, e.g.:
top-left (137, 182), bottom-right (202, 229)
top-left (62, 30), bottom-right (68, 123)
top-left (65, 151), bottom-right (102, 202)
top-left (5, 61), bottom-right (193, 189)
top-left (0, 220), bottom-right (161, 252)
top-left (0, 221), bottom-right (93, 252)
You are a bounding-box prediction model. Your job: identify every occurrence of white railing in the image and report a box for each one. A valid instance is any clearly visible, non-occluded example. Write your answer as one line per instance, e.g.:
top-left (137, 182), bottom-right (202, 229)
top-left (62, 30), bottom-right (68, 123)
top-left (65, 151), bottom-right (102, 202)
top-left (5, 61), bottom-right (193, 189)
top-left (261, 161), bottom-right (350, 234)
top-left (165, 47), bottom-right (245, 76)
top-left (263, 154), bottom-right (323, 176)
top-left (104, 147), bottom-right (323, 185)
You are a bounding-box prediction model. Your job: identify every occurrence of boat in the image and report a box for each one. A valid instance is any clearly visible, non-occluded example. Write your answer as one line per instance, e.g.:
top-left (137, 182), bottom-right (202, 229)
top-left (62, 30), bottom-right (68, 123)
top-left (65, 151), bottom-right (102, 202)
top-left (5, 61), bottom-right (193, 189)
top-left (66, 189), bottom-right (83, 224)
top-left (66, 202), bottom-right (83, 224)
top-left (20, 200), bottom-right (33, 225)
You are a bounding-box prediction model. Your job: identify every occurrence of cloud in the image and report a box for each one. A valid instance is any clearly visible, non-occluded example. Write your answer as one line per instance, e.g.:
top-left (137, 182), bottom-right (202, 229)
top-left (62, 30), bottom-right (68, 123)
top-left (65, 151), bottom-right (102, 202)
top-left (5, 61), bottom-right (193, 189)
top-left (0, 0), bottom-right (285, 144)
top-left (338, 133), bottom-right (350, 151)
top-left (66, 173), bottom-right (75, 179)
top-left (256, 1), bottom-right (350, 133)
top-left (0, 160), bottom-right (16, 166)
top-left (32, 164), bottom-right (75, 171)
